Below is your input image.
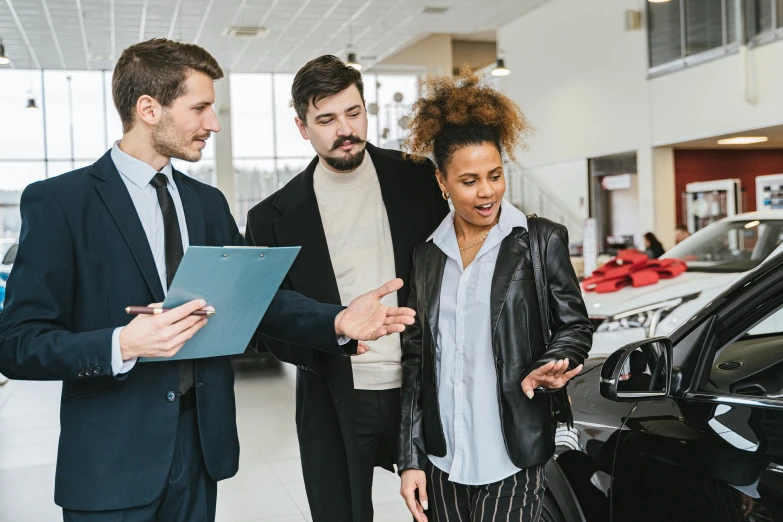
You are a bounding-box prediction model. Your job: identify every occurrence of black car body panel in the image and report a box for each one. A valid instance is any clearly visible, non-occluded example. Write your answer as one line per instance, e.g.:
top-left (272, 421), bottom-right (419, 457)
top-left (555, 253), bottom-right (783, 521)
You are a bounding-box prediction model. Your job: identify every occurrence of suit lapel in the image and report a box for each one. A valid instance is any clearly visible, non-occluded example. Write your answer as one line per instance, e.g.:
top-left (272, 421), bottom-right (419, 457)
top-left (369, 144), bottom-right (414, 279)
top-left (491, 228), bottom-right (530, 338)
top-left (93, 152), bottom-right (165, 302)
top-left (272, 161), bottom-right (342, 306)
top-left (173, 171), bottom-right (206, 247)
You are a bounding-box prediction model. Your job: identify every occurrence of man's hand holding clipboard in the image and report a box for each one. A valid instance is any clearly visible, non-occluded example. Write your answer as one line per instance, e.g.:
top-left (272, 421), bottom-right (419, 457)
top-left (122, 278), bottom-right (416, 360)
top-left (120, 299), bottom-right (215, 361)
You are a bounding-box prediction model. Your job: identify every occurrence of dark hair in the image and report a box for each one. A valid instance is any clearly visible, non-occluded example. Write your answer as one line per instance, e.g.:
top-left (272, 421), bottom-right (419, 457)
top-left (291, 55), bottom-right (364, 122)
top-left (112, 38), bottom-right (224, 133)
top-left (406, 68), bottom-right (532, 173)
top-left (675, 224), bottom-right (689, 232)
top-left (644, 232), bottom-right (663, 249)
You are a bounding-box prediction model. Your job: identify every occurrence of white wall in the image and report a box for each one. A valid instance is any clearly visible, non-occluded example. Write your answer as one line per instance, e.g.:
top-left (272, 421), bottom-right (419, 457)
top-left (497, 0), bottom-right (657, 237)
top-left (497, 0), bottom-right (783, 242)
top-left (498, 0), bottom-right (651, 167)
top-left (650, 41), bottom-right (783, 144)
top-left (610, 174), bottom-right (641, 247)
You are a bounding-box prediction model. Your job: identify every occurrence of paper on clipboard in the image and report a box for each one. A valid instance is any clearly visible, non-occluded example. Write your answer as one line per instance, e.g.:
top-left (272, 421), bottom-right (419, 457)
top-left (139, 245), bottom-right (300, 362)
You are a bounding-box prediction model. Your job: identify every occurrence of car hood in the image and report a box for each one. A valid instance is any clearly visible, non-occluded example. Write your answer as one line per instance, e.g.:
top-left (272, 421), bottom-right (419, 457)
top-left (583, 270), bottom-right (742, 318)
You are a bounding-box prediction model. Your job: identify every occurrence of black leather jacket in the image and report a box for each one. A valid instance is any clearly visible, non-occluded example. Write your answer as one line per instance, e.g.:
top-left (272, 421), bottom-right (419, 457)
top-left (398, 218), bottom-right (593, 472)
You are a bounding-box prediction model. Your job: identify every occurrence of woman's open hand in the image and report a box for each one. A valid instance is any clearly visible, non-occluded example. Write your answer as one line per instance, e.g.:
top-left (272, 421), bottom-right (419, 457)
top-left (521, 358), bottom-right (583, 399)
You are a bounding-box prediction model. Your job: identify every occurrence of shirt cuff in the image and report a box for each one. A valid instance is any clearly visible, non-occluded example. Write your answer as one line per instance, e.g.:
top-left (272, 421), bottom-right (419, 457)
top-left (111, 327), bottom-right (138, 376)
top-left (337, 335), bottom-right (351, 346)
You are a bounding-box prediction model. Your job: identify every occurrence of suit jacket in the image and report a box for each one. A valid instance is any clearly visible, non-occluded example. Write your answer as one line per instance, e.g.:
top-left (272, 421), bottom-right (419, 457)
top-left (0, 150), bottom-right (351, 511)
top-left (245, 143), bottom-right (449, 522)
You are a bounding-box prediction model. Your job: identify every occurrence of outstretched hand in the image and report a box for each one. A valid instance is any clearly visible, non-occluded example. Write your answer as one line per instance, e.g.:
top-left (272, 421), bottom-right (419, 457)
top-left (335, 278), bottom-right (416, 343)
top-left (521, 358), bottom-right (583, 399)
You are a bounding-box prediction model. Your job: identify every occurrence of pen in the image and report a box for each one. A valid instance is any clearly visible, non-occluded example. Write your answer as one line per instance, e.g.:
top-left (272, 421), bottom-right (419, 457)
top-left (125, 306), bottom-right (215, 317)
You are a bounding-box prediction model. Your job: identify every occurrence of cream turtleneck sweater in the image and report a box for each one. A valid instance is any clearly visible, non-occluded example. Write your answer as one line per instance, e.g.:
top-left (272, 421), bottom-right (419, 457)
top-left (313, 152), bottom-right (402, 390)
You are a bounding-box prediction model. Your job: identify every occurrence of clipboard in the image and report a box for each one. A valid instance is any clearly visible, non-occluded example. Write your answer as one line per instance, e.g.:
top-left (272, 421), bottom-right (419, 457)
top-left (140, 245), bottom-right (300, 362)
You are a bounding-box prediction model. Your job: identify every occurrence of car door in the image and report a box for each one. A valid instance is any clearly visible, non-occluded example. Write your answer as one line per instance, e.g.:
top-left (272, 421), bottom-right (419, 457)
top-left (603, 256), bottom-right (783, 522)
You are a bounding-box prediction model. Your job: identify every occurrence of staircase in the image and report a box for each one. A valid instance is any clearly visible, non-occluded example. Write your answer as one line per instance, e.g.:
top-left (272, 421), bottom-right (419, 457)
top-left (505, 160), bottom-right (584, 242)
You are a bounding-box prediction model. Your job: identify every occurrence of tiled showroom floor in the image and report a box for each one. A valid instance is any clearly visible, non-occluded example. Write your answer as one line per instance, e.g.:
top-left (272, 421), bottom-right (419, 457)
top-left (0, 358), bottom-right (411, 522)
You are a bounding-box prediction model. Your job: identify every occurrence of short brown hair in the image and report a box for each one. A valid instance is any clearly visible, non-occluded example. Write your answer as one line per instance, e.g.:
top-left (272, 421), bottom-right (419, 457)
top-left (406, 68), bottom-right (532, 172)
top-left (112, 38), bottom-right (224, 133)
top-left (291, 55), bottom-right (364, 123)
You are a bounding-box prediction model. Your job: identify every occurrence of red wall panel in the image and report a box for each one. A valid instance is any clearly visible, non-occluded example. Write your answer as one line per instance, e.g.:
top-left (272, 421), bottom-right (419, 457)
top-left (674, 149), bottom-right (783, 226)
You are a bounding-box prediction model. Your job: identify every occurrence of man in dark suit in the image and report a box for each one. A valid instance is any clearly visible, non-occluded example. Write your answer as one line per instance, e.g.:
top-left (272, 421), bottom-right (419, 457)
top-left (0, 39), bottom-right (415, 522)
top-left (245, 55), bottom-right (449, 522)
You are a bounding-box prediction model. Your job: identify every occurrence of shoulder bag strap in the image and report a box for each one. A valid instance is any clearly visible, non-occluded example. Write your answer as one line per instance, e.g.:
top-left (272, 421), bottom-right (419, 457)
top-left (528, 214), bottom-right (551, 346)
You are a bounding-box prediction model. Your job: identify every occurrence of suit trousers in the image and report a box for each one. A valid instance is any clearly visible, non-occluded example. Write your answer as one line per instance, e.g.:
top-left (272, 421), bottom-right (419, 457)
top-left (425, 461), bottom-right (546, 522)
top-left (354, 388), bottom-right (401, 522)
top-left (62, 408), bottom-right (217, 522)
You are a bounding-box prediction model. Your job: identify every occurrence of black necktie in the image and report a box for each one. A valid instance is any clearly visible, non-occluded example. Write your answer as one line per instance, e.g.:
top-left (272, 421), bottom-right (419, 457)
top-left (150, 173), bottom-right (193, 394)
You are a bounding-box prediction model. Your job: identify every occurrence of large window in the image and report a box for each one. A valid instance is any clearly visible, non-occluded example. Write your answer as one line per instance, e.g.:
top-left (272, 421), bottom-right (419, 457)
top-left (749, 0), bottom-right (783, 37)
top-left (0, 69), bottom-right (418, 234)
top-left (648, 0), bottom-right (783, 73)
top-left (0, 69), bottom-right (216, 237)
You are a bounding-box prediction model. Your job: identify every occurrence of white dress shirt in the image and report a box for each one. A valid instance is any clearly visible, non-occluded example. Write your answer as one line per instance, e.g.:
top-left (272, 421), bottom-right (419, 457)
top-left (427, 200), bottom-right (527, 485)
top-left (109, 141), bottom-right (190, 376)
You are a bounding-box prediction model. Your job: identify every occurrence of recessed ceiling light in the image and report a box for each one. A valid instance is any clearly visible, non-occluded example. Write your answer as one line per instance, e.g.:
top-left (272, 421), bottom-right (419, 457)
top-left (223, 26), bottom-right (269, 39)
top-left (422, 6), bottom-right (450, 14)
top-left (717, 136), bottom-right (769, 145)
top-left (648, 0), bottom-right (671, 3)
top-left (89, 53), bottom-right (112, 61)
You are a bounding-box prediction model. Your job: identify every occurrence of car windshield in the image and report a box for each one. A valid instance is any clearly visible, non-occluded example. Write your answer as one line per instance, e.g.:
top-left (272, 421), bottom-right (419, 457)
top-left (663, 219), bottom-right (783, 273)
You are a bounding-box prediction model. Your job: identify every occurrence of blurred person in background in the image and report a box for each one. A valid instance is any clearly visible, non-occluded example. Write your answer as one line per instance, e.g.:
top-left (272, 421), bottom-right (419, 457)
top-left (644, 232), bottom-right (665, 258)
top-left (675, 224), bottom-right (690, 244)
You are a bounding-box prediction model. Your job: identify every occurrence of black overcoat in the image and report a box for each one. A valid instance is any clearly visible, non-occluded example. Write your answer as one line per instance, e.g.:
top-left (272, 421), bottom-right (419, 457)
top-left (246, 143), bottom-right (448, 522)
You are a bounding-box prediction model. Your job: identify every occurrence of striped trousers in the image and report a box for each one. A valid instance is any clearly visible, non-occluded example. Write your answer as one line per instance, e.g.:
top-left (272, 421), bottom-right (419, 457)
top-left (425, 461), bottom-right (546, 522)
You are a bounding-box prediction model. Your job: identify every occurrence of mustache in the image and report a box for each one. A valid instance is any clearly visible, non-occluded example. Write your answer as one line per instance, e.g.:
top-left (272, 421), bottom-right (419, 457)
top-left (331, 135), bottom-right (365, 151)
top-left (194, 133), bottom-right (210, 141)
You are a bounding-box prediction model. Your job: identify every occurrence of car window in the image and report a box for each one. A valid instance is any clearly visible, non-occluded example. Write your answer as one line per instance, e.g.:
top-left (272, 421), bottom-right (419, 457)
top-left (707, 300), bottom-right (783, 400)
top-left (2, 244), bottom-right (16, 265)
top-left (747, 308), bottom-right (783, 337)
top-left (664, 219), bottom-right (783, 273)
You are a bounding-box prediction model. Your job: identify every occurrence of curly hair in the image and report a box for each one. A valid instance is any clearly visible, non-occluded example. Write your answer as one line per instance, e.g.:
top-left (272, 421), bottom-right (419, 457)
top-left (405, 68), bottom-right (532, 172)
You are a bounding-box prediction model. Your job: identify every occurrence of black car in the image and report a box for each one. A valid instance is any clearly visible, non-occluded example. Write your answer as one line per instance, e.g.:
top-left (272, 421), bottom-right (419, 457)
top-left (540, 251), bottom-right (783, 522)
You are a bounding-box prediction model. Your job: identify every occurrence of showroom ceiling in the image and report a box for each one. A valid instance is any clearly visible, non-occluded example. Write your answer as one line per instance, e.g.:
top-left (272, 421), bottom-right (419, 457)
top-left (0, 0), bottom-right (547, 72)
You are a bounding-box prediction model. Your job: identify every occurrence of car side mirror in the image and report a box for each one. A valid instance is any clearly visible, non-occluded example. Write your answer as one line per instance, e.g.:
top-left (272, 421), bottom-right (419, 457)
top-left (600, 337), bottom-right (673, 402)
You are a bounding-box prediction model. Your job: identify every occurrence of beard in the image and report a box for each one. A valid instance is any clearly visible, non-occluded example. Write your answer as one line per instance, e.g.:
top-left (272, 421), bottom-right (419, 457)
top-left (324, 135), bottom-right (367, 172)
top-left (152, 111), bottom-right (207, 163)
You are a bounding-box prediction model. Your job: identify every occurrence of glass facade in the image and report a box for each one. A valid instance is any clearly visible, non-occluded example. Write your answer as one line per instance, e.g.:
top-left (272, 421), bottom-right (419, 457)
top-left (0, 69), bottom-right (419, 235)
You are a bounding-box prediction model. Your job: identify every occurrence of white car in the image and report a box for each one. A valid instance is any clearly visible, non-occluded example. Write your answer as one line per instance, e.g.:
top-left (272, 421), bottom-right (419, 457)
top-left (586, 211), bottom-right (783, 357)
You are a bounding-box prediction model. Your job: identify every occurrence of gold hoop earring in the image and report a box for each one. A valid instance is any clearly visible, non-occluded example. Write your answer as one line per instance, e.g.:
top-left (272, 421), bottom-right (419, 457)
top-left (441, 190), bottom-right (450, 200)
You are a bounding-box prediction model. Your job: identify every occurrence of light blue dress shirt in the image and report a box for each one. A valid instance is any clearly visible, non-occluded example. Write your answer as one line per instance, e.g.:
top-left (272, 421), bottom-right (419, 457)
top-left (109, 141), bottom-right (190, 375)
top-left (427, 200), bottom-right (528, 485)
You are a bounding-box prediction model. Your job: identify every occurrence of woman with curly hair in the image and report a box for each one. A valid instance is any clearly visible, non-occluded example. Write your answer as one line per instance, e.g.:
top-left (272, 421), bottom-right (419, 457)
top-left (397, 71), bottom-right (593, 522)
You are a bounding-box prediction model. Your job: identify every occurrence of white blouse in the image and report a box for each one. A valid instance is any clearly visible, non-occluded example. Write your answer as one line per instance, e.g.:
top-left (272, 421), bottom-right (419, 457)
top-left (427, 200), bottom-right (528, 485)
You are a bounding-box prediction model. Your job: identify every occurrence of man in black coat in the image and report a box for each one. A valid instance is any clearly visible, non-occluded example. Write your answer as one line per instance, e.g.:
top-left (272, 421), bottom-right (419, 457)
top-left (0, 40), bottom-right (415, 522)
top-left (246, 55), bottom-right (449, 522)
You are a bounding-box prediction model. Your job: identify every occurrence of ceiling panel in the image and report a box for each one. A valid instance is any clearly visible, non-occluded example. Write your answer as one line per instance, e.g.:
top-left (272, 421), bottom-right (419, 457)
top-left (0, 0), bottom-right (548, 72)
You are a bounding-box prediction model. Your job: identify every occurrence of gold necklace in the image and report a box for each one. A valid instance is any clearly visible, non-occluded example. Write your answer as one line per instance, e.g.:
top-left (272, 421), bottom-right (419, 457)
top-left (458, 218), bottom-right (500, 251)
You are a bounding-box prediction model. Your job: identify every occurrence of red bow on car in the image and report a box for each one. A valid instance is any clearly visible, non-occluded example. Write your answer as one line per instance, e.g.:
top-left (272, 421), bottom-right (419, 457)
top-left (582, 249), bottom-right (687, 293)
